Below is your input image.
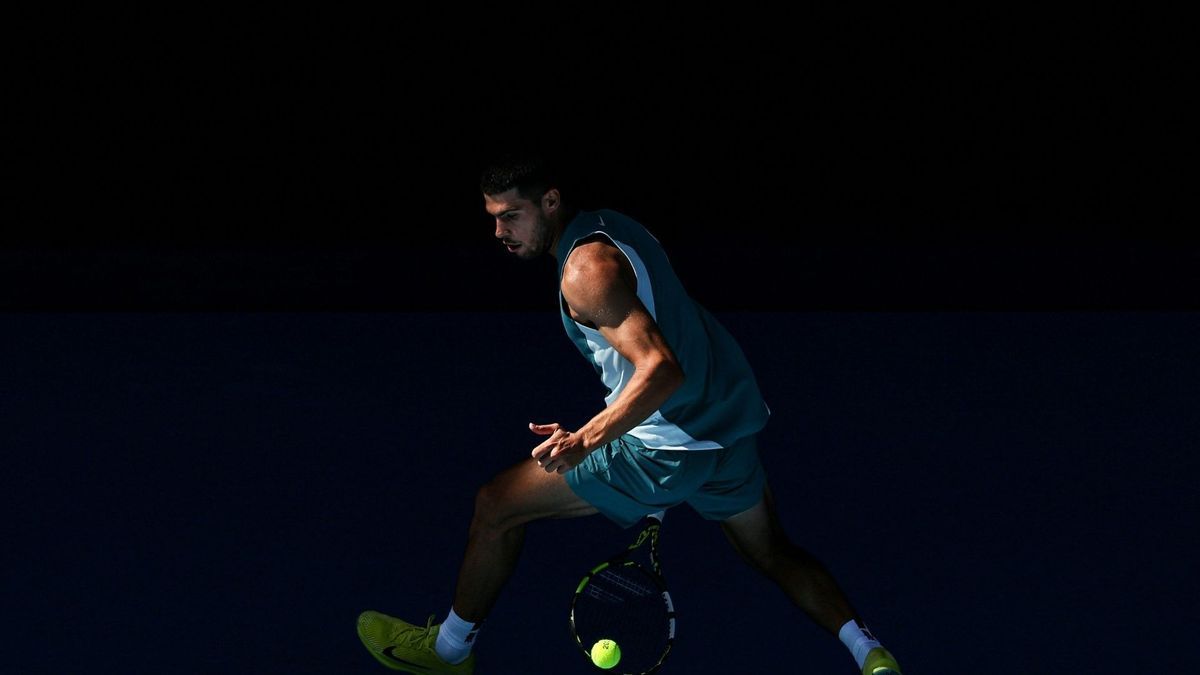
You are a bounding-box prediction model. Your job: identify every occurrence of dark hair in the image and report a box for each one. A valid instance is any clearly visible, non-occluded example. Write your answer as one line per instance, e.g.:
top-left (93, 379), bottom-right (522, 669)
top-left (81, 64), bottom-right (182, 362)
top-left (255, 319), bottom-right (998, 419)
top-left (479, 154), bottom-right (562, 203)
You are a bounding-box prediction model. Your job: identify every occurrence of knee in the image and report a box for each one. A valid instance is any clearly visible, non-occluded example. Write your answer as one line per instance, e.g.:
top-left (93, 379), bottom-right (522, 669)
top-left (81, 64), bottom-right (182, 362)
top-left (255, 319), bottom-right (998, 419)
top-left (735, 529), bottom-right (805, 575)
top-left (749, 539), bottom-right (825, 579)
top-left (471, 479), bottom-right (515, 534)
top-left (741, 541), bottom-right (787, 575)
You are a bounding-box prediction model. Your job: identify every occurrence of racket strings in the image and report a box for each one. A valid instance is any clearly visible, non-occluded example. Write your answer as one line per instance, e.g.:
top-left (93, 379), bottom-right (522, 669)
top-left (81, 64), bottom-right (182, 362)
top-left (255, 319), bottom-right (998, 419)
top-left (574, 564), bottom-right (671, 672)
top-left (595, 568), bottom-right (655, 598)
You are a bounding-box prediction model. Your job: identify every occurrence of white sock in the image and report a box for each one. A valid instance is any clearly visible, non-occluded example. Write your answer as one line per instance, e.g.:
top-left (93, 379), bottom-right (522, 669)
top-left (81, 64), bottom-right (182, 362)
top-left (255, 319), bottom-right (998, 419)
top-left (434, 607), bottom-right (482, 665)
top-left (838, 619), bottom-right (882, 669)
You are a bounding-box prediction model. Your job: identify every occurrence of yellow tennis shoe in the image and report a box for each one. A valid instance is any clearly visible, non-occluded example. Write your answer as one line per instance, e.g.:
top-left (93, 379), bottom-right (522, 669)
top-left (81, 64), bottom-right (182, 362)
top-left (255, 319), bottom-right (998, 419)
top-left (357, 611), bottom-right (475, 674)
top-left (862, 646), bottom-right (902, 675)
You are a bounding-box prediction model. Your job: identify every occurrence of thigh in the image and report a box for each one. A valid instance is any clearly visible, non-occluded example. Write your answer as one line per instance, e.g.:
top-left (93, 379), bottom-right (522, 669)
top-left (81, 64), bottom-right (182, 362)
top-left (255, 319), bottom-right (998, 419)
top-left (480, 455), bottom-right (600, 529)
top-left (717, 482), bottom-right (782, 563)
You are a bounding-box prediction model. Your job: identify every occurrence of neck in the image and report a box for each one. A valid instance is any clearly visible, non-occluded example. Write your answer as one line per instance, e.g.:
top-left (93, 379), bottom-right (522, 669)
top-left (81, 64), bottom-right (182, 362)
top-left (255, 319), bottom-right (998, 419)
top-left (548, 207), bottom-right (578, 261)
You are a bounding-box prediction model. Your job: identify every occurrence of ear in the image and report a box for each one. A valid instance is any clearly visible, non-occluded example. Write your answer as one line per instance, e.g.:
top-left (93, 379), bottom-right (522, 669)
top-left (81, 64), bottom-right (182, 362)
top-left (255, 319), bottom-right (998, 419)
top-left (542, 188), bottom-right (561, 215)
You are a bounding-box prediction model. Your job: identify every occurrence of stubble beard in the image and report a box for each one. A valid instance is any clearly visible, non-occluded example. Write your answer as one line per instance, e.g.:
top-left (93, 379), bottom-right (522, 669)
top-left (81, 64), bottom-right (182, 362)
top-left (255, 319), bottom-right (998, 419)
top-left (521, 212), bottom-right (551, 260)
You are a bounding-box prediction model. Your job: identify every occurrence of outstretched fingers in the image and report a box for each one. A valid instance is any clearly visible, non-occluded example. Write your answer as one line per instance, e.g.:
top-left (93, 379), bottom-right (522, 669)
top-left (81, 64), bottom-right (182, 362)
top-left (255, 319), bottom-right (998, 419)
top-left (528, 421), bottom-right (560, 436)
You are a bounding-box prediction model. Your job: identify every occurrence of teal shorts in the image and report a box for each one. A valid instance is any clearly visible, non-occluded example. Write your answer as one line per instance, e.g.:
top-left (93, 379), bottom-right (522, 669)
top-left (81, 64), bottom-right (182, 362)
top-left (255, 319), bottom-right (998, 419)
top-left (565, 433), bottom-right (766, 529)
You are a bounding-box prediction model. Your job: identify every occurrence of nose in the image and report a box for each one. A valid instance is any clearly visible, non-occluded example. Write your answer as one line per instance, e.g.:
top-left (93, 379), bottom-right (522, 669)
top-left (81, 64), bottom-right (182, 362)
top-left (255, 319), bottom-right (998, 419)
top-left (494, 218), bottom-right (508, 239)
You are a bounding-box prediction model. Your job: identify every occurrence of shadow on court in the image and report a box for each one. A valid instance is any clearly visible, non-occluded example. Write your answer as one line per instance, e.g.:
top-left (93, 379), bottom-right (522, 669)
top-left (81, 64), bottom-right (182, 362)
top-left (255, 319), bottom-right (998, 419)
top-left (3, 312), bottom-right (1195, 673)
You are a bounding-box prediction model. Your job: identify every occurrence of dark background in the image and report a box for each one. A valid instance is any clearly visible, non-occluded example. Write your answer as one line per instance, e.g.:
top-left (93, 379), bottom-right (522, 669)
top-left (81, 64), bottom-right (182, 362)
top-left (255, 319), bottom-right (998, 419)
top-left (5, 312), bottom-right (1198, 674)
top-left (5, 7), bottom-right (1194, 312)
top-left (4, 8), bottom-right (1197, 675)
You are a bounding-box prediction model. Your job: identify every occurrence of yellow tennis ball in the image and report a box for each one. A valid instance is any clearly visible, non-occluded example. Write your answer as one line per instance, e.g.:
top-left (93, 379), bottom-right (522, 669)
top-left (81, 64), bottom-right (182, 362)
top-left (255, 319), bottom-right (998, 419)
top-left (590, 638), bottom-right (621, 669)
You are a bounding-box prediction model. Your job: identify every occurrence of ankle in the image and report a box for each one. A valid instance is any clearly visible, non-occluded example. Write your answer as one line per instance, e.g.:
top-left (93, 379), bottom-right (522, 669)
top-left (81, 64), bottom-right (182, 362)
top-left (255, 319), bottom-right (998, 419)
top-left (838, 619), bottom-right (882, 669)
top-left (434, 606), bottom-right (483, 665)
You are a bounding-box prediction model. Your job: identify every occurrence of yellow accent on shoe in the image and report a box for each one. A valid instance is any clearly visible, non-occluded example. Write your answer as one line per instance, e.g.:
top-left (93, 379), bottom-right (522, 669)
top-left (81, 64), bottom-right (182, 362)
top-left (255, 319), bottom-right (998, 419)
top-left (356, 611), bottom-right (475, 674)
top-left (862, 646), bottom-right (902, 675)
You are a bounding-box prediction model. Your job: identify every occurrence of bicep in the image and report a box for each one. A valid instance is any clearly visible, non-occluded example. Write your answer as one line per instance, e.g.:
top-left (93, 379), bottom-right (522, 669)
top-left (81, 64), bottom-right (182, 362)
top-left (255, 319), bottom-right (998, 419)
top-left (601, 298), bottom-right (677, 370)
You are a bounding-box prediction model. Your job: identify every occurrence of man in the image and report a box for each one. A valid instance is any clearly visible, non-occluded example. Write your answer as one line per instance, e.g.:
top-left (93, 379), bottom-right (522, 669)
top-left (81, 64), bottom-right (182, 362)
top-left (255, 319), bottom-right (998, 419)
top-left (357, 156), bottom-right (903, 674)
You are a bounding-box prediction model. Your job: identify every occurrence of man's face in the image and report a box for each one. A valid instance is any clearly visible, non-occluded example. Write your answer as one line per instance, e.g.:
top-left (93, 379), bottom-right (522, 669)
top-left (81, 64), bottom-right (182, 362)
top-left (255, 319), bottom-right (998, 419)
top-left (483, 188), bottom-right (554, 260)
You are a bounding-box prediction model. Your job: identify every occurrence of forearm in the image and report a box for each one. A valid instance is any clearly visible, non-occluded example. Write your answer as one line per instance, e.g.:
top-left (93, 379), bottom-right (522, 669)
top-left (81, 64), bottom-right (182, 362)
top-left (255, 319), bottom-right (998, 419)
top-left (576, 359), bottom-right (684, 451)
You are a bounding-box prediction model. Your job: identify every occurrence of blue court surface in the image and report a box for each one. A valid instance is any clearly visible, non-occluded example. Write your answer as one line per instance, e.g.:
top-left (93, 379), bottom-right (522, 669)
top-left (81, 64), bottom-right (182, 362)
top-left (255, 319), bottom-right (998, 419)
top-left (3, 311), bottom-right (1196, 673)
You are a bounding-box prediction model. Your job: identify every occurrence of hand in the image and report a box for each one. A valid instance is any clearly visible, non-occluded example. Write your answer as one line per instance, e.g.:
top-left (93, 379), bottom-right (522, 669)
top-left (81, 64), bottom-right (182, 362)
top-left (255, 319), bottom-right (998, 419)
top-left (529, 422), bottom-right (589, 474)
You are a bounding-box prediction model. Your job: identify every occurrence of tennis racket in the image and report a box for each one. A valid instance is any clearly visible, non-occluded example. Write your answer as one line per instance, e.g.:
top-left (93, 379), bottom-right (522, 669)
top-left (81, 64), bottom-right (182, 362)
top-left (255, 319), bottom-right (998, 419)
top-left (569, 513), bottom-right (676, 673)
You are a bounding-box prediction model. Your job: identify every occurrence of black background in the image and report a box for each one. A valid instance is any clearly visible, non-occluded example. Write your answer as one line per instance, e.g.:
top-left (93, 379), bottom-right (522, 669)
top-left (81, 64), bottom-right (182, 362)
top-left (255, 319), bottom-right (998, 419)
top-left (6, 7), bottom-right (1194, 311)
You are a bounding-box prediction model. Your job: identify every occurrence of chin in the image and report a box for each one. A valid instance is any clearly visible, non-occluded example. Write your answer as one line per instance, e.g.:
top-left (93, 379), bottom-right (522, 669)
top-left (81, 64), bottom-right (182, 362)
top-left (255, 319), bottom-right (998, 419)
top-left (513, 244), bottom-right (542, 260)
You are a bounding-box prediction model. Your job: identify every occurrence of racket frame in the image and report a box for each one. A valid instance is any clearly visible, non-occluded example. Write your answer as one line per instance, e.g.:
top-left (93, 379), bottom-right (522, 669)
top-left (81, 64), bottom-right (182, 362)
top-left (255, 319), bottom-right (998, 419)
top-left (568, 516), bottom-right (676, 674)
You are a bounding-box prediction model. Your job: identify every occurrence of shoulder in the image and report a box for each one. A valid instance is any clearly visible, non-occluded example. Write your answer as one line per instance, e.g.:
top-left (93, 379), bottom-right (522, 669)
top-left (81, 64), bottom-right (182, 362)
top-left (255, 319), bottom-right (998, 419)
top-left (562, 236), bottom-right (625, 289)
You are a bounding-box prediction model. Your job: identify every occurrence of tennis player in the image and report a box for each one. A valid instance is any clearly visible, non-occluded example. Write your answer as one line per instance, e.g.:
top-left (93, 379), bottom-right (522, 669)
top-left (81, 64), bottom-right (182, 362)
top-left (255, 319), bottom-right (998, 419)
top-left (356, 155), bottom-right (903, 675)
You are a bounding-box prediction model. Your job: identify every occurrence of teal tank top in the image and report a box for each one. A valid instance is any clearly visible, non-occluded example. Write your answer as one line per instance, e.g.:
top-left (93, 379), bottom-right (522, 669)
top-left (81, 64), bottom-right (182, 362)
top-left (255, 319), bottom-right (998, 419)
top-left (555, 209), bottom-right (770, 450)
